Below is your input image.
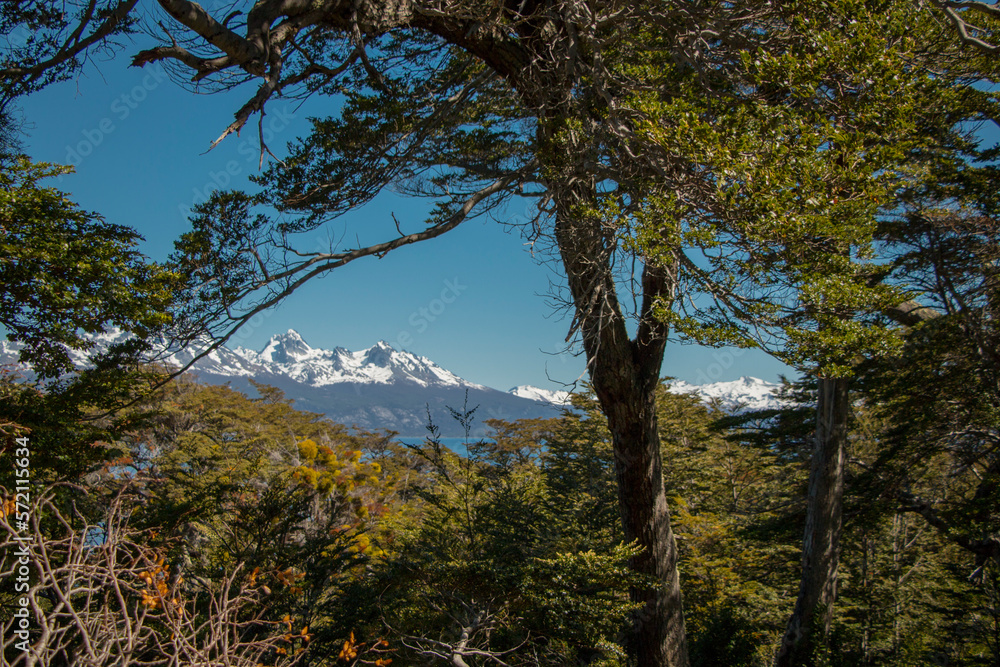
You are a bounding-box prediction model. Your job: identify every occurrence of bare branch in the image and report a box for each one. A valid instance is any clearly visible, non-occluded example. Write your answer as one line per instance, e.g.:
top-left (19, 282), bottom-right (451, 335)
top-left (0, 484), bottom-right (304, 666)
top-left (932, 0), bottom-right (1000, 53)
top-left (166, 163), bottom-right (531, 380)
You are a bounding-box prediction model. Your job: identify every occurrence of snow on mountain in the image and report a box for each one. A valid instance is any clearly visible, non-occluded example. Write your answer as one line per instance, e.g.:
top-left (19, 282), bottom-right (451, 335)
top-left (668, 376), bottom-right (783, 412)
top-left (0, 330), bottom-right (561, 436)
top-left (0, 328), bottom-right (482, 390)
top-left (512, 378), bottom-right (782, 412)
top-left (508, 385), bottom-right (572, 406)
top-left (227, 330), bottom-right (486, 389)
top-left (257, 329), bottom-right (313, 364)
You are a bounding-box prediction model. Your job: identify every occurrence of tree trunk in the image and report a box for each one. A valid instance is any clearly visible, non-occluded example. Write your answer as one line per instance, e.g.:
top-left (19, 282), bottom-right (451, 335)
top-left (552, 180), bottom-right (688, 667)
top-left (776, 376), bottom-right (850, 666)
top-left (600, 368), bottom-right (688, 667)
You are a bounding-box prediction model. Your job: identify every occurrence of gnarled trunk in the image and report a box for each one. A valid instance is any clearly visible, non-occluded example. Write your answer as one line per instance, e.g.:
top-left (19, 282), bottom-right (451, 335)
top-left (552, 179), bottom-right (688, 667)
top-left (600, 369), bottom-right (688, 666)
top-left (776, 376), bottom-right (850, 666)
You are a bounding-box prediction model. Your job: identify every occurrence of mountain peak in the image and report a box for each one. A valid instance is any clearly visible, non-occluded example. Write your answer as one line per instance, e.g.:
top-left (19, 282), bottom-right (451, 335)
top-left (363, 340), bottom-right (396, 366)
top-left (269, 329), bottom-right (308, 344)
top-left (259, 329), bottom-right (313, 363)
top-left (223, 334), bottom-right (471, 388)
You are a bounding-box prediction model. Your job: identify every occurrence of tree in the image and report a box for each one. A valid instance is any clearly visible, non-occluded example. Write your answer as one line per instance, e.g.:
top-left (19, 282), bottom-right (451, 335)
top-left (353, 404), bottom-right (649, 666)
top-left (0, 157), bottom-right (177, 482)
top-left (625, 2), bottom-right (999, 660)
top-left (928, 0), bottom-right (1000, 55)
top-left (117, 377), bottom-right (402, 663)
top-left (0, 0), bottom-right (139, 106)
top-left (138, 2), bottom-right (981, 661)
top-left (0, 4), bottom-right (180, 487)
top-left (0, 158), bottom-right (175, 381)
top-left (6, 0), bottom-right (980, 662)
top-left (0, 484), bottom-right (306, 667)
top-left (859, 205), bottom-right (1000, 626)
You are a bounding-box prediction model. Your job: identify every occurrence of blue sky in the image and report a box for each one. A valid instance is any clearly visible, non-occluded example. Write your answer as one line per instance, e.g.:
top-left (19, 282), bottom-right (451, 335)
top-left (17, 51), bottom-right (794, 392)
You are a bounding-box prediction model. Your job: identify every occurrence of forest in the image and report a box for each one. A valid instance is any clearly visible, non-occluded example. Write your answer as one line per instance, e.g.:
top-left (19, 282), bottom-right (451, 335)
top-left (3, 1), bottom-right (1000, 666)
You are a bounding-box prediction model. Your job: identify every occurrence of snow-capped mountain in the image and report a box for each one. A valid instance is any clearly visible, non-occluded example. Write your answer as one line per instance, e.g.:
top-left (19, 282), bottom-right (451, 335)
top-left (158, 329), bottom-right (486, 390)
top-left (668, 376), bottom-right (783, 412)
top-left (508, 385), bottom-right (572, 406)
top-left (512, 378), bottom-right (783, 412)
top-left (0, 330), bottom-right (558, 436)
top-left (228, 330), bottom-right (482, 389)
top-left (159, 330), bottom-right (562, 436)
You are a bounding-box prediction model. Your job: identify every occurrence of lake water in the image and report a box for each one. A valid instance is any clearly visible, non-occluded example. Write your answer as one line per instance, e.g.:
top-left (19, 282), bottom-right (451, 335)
top-left (395, 437), bottom-right (495, 455)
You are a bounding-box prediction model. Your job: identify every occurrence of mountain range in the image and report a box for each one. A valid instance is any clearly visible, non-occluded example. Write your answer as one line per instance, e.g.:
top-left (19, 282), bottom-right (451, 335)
top-left (668, 376), bottom-right (786, 413)
top-left (0, 329), bottom-right (784, 436)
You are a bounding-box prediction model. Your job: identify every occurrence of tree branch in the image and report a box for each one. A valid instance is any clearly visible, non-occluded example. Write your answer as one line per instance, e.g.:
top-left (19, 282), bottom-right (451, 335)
top-left (1, 0), bottom-right (139, 90)
top-left (168, 164), bottom-right (531, 378)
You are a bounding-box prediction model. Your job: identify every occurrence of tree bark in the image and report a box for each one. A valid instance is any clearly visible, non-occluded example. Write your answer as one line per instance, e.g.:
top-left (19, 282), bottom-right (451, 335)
top-left (775, 299), bottom-right (938, 664)
top-left (776, 376), bottom-right (850, 666)
top-left (602, 367), bottom-right (688, 667)
top-left (552, 182), bottom-right (688, 667)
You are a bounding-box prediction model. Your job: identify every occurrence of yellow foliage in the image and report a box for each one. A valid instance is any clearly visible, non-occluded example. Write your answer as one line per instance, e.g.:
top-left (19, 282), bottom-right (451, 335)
top-left (298, 439), bottom-right (319, 461)
top-left (348, 533), bottom-right (373, 555)
top-left (1, 497), bottom-right (16, 518)
top-left (276, 568), bottom-right (304, 589)
top-left (317, 444), bottom-right (336, 465)
top-left (137, 556), bottom-right (180, 610)
top-left (338, 631), bottom-right (359, 661)
top-left (318, 475), bottom-right (334, 494)
top-left (140, 589), bottom-right (159, 609)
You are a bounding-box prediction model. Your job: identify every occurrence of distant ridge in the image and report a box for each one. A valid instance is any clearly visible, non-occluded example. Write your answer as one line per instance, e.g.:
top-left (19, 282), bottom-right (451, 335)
top-left (0, 330), bottom-right (564, 437)
top-left (667, 376), bottom-right (784, 412)
top-left (508, 385), bottom-right (572, 406)
top-left (1, 330), bottom-right (783, 434)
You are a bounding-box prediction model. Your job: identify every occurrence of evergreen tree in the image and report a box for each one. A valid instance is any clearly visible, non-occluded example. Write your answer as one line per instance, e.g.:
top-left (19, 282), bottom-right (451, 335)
top-left (0, 158), bottom-right (176, 482)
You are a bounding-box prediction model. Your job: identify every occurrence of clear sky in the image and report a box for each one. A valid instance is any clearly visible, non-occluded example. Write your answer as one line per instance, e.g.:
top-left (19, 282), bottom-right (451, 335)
top-left (16, 45), bottom-right (795, 393)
